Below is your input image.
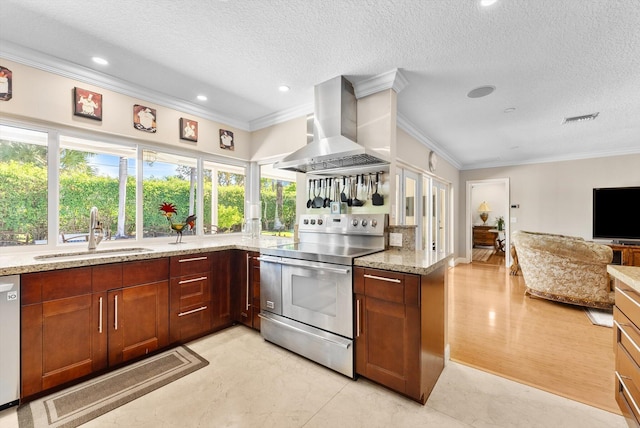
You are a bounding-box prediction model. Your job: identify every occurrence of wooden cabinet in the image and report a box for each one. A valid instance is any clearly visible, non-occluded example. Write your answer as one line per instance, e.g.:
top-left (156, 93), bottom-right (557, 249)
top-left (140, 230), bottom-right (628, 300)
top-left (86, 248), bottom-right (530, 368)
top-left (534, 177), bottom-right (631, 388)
top-left (21, 258), bottom-right (169, 399)
top-left (354, 266), bottom-right (445, 404)
top-left (614, 276), bottom-right (640, 427)
top-left (169, 253), bottom-right (213, 343)
top-left (236, 251), bottom-right (260, 330)
top-left (21, 266), bottom-right (110, 398)
top-left (211, 251), bottom-right (233, 329)
top-left (109, 259), bottom-right (169, 366)
top-left (610, 244), bottom-right (640, 267)
top-left (473, 225), bottom-right (495, 247)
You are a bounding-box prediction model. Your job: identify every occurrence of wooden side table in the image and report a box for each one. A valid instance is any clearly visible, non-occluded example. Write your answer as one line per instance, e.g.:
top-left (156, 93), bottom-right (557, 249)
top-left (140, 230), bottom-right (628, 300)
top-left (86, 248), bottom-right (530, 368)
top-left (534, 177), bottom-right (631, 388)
top-left (473, 225), bottom-right (495, 247)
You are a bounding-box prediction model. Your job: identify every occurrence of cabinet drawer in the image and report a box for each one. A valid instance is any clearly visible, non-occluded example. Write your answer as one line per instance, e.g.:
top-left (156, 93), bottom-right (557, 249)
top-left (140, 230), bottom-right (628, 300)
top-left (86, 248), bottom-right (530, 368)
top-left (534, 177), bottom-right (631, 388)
top-left (616, 361), bottom-right (640, 427)
top-left (616, 282), bottom-right (640, 325)
top-left (123, 258), bottom-right (169, 286)
top-left (22, 268), bottom-right (92, 304)
top-left (171, 274), bottom-right (211, 309)
top-left (170, 253), bottom-right (212, 277)
top-left (356, 268), bottom-right (419, 306)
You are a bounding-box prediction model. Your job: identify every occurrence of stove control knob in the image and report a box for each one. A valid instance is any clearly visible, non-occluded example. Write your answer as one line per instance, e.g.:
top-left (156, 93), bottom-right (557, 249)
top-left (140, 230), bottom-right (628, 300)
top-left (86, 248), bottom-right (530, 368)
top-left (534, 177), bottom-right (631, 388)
top-left (303, 219), bottom-right (309, 225)
top-left (361, 219), bottom-right (368, 227)
top-left (371, 219), bottom-right (378, 227)
top-left (317, 219), bottom-right (323, 225)
top-left (352, 219), bottom-right (359, 227)
top-left (310, 219), bottom-right (316, 225)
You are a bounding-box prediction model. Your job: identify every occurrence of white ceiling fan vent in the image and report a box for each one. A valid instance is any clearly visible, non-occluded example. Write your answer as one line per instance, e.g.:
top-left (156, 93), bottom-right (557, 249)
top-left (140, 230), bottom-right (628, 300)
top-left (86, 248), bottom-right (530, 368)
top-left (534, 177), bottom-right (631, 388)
top-left (562, 112), bottom-right (599, 124)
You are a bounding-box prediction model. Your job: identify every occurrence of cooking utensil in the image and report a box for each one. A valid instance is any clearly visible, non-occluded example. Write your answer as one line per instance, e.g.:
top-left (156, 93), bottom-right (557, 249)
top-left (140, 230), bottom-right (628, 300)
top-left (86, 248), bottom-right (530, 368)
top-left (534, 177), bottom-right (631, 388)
top-left (307, 179), bottom-right (313, 208)
top-left (341, 176), bottom-right (348, 203)
top-left (313, 179), bottom-right (324, 208)
top-left (324, 178), bottom-right (331, 208)
top-left (372, 172), bottom-right (384, 206)
top-left (346, 176), bottom-right (353, 206)
top-left (352, 174), bottom-right (364, 206)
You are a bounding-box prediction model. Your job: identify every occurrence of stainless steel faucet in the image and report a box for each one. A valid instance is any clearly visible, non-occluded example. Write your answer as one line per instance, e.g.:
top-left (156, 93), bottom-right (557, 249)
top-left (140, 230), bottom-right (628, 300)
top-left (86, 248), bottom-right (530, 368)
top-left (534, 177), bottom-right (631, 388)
top-left (88, 206), bottom-right (104, 250)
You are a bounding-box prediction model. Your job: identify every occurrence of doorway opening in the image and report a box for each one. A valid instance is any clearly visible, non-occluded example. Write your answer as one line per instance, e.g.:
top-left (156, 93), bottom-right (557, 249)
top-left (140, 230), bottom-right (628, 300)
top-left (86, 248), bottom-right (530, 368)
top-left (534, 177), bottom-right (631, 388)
top-left (466, 179), bottom-right (510, 267)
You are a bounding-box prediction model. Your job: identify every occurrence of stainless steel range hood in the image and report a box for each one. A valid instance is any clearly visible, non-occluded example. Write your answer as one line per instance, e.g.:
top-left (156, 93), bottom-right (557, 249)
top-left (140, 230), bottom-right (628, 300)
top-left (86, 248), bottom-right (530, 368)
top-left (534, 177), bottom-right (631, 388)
top-left (275, 76), bottom-right (390, 174)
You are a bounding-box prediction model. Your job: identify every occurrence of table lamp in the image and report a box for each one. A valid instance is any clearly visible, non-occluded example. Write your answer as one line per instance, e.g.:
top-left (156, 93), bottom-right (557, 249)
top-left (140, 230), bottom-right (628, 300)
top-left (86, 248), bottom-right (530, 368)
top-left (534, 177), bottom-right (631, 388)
top-left (478, 201), bottom-right (491, 225)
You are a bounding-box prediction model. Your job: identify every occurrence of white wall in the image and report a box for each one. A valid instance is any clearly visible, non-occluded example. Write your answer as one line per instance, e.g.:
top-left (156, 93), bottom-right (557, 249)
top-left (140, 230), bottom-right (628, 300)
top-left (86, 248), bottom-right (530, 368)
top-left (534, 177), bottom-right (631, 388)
top-left (0, 58), bottom-right (251, 160)
top-left (459, 154), bottom-right (640, 252)
top-left (471, 182), bottom-right (507, 227)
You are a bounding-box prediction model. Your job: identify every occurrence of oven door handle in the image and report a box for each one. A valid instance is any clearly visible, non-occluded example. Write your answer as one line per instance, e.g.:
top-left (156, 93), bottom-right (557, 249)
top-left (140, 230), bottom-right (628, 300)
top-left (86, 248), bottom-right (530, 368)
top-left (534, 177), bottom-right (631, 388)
top-left (258, 313), bottom-right (351, 349)
top-left (258, 257), bottom-right (350, 275)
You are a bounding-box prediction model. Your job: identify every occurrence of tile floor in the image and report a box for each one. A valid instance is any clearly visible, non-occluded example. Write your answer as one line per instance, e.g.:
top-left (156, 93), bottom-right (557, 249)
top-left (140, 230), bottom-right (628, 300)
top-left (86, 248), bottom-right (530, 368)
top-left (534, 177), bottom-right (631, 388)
top-left (0, 325), bottom-right (626, 427)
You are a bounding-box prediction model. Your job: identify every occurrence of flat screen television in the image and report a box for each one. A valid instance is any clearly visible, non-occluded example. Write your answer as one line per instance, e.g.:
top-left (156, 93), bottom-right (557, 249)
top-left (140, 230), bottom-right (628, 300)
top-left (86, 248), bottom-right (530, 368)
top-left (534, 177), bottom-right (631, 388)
top-left (593, 186), bottom-right (640, 243)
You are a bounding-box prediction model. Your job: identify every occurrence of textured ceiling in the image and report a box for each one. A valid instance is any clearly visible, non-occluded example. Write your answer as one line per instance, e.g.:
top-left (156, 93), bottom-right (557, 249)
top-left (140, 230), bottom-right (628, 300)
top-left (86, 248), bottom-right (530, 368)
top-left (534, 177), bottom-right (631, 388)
top-left (1, 0), bottom-right (639, 169)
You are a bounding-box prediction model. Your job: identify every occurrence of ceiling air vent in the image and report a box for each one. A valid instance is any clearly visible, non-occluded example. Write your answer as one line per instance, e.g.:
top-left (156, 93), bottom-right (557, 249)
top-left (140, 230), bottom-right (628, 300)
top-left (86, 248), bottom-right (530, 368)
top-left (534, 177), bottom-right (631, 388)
top-left (563, 112), bottom-right (599, 124)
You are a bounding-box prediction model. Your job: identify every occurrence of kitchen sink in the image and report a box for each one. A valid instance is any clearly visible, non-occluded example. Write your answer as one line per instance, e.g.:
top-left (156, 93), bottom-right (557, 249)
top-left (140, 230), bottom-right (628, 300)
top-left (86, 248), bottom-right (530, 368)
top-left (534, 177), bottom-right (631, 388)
top-left (34, 247), bottom-right (154, 260)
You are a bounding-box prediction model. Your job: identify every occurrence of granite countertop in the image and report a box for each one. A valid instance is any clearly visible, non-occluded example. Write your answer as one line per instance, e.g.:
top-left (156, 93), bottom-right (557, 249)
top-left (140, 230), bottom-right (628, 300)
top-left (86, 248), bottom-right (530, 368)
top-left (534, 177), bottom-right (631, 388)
top-left (0, 234), bottom-right (292, 276)
top-left (355, 248), bottom-right (452, 276)
top-left (608, 265), bottom-right (640, 291)
top-left (1, 235), bottom-right (452, 277)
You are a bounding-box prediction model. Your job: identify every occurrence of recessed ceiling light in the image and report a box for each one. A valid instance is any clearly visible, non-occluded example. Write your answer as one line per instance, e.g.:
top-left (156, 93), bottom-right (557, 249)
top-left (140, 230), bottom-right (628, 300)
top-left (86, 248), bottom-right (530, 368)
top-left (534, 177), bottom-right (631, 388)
top-left (278, 85), bottom-right (290, 92)
top-left (480, 0), bottom-right (498, 7)
top-left (467, 86), bottom-right (495, 98)
top-left (92, 56), bottom-right (108, 65)
top-left (196, 95), bottom-right (207, 101)
top-left (504, 107), bottom-right (516, 113)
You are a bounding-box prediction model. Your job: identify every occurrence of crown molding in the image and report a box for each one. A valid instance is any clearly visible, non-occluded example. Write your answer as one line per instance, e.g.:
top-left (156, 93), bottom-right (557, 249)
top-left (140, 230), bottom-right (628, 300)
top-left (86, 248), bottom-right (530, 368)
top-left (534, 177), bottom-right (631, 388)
top-left (461, 146), bottom-right (640, 170)
top-left (396, 113), bottom-right (462, 170)
top-left (0, 41), bottom-right (251, 131)
top-left (249, 102), bottom-right (313, 131)
top-left (353, 68), bottom-right (409, 99)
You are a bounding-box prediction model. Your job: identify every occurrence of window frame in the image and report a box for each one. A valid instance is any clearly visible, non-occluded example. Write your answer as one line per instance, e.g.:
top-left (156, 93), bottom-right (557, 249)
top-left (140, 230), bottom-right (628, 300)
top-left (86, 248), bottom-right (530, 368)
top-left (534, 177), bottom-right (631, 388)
top-left (0, 119), bottom-right (251, 252)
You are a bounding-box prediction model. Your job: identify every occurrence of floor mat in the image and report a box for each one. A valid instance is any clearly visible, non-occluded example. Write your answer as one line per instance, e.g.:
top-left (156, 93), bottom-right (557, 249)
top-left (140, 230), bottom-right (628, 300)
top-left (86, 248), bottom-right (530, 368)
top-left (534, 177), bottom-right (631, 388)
top-left (584, 307), bottom-right (613, 328)
top-left (17, 345), bottom-right (208, 428)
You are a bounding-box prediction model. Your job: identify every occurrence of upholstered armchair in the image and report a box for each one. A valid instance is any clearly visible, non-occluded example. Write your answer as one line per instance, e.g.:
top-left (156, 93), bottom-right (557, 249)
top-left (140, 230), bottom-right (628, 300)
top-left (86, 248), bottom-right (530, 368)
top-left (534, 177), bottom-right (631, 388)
top-left (512, 230), bottom-right (614, 309)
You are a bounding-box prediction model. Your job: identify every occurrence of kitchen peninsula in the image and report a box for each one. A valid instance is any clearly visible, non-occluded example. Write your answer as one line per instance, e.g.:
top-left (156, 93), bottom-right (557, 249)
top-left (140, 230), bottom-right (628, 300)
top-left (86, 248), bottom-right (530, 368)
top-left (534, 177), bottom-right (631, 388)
top-left (0, 235), bottom-right (450, 406)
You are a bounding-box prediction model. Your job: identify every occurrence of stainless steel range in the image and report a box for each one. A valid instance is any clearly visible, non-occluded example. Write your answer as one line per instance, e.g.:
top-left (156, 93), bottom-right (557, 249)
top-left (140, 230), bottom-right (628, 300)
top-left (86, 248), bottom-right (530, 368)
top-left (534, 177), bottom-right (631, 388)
top-left (259, 213), bottom-right (387, 378)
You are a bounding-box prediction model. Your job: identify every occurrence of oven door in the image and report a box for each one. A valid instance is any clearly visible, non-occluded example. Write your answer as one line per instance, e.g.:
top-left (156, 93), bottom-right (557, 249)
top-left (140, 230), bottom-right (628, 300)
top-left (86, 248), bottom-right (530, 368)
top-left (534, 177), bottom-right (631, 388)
top-left (280, 257), bottom-right (353, 339)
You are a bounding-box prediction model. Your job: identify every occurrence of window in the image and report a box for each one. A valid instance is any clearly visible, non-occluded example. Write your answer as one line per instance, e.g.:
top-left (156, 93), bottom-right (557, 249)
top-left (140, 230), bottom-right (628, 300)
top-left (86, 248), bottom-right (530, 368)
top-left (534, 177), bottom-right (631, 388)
top-left (0, 123), bottom-right (251, 249)
top-left (59, 136), bottom-right (137, 243)
top-left (260, 164), bottom-right (296, 236)
top-left (142, 149), bottom-right (198, 239)
top-left (202, 160), bottom-right (246, 234)
top-left (0, 125), bottom-right (48, 246)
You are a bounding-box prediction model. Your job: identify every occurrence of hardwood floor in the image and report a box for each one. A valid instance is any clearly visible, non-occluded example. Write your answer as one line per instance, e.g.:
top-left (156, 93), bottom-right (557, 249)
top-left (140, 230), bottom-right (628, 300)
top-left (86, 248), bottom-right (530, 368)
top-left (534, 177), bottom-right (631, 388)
top-left (448, 262), bottom-right (618, 414)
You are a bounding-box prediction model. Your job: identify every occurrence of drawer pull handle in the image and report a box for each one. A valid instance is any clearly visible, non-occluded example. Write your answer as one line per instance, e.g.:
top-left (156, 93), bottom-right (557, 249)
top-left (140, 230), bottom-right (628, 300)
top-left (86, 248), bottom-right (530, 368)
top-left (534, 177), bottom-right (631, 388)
top-left (258, 313), bottom-right (350, 349)
top-left (614, 320), bottom-right (640, 354)
top-left (616, 371), bottom-right (640, 417)
top-left (363, 274), bottom-right (401, 283)
top-left (178, 306), bottom-right (208, 317)
top-left (114, 295), bottom-right (118, 331)
top-left (616, 287), bottom-right (640, 309)
top-left (178, 276), bottom-right (208, 285)
top-left (356, 298), bottom-right (361, 337)
top-left (178, 256), bottom-right (208, 263)
top-left (98, 296), bottom-right (103, 334)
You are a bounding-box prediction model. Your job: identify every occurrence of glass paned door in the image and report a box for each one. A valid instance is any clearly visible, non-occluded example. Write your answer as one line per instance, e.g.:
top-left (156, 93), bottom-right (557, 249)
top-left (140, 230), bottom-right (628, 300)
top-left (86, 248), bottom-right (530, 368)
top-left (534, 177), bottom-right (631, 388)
top-left (431, 179), bottom-right (449, 261)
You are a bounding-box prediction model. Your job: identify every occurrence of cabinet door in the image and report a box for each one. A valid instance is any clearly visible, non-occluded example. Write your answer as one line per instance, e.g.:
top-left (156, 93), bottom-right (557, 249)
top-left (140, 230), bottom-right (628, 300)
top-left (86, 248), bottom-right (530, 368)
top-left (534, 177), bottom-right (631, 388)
top-left (21, 267), bottom-right (107, 398)
top-left (250, 252), bottom-right (261, 330)
top-left (629, 249), bottom-right (640, 267)
top-left (108, 280), bottom-right (169, 365)
top-left (354, 268), bottom-right (420, 399)
top-left (211, 251), bottom-right (233, 328)
top-left (237, 251), bottom-right (252, 327)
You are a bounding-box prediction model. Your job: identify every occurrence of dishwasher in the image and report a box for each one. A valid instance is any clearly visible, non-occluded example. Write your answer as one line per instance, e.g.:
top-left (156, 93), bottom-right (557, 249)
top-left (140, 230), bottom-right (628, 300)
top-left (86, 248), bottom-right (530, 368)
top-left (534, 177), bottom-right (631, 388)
top-left (0, 275), bottom-right (20, 410)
